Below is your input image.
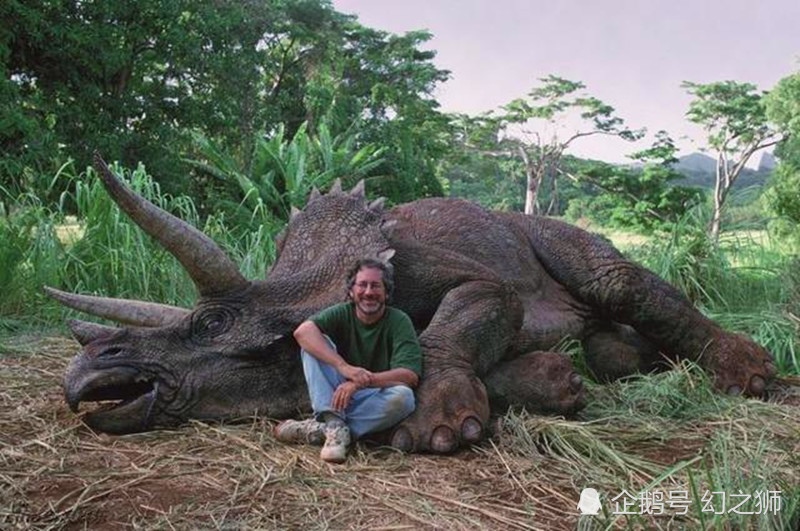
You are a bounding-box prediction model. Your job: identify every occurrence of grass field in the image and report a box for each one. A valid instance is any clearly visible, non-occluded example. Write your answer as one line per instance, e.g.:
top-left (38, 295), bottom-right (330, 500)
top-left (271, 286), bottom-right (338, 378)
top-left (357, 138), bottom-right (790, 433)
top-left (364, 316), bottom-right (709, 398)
top-left (1, 336), bottom-right (798, 530)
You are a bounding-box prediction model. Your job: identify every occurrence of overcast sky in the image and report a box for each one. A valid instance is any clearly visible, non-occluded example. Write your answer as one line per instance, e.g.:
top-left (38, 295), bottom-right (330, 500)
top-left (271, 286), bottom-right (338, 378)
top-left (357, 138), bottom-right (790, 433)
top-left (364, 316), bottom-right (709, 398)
top-left (333, 0), bottom-right (800, 163)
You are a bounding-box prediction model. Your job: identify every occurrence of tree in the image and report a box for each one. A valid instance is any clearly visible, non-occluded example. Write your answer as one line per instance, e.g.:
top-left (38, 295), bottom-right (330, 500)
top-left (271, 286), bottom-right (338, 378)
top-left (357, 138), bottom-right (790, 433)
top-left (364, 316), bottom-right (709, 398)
top-left (764, 71), bottom-right (800, 225)
top-left (190, 119), bottom-right (385, 227)
top-left (1, 0), bottom-right (451, 205)
top-left (683, 80), bottom-right (783, 240)
top-left (326, 28), bottom-right (451, 203)
top-left (500, 76), bottom-right (642, 215)
top-left (563, 132), bottom-right (703, 232)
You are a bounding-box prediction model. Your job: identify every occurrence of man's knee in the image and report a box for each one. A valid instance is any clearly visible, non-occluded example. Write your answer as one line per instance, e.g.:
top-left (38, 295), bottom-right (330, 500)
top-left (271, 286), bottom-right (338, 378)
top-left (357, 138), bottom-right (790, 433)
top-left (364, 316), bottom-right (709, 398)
top-left (386, 385), bottom-right (416, 420)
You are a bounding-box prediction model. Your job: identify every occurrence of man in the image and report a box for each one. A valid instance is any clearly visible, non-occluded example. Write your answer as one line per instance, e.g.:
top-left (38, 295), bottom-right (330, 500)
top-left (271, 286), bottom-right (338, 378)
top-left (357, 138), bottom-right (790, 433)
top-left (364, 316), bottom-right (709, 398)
top-left (274, 258), bottom-right (422, 463)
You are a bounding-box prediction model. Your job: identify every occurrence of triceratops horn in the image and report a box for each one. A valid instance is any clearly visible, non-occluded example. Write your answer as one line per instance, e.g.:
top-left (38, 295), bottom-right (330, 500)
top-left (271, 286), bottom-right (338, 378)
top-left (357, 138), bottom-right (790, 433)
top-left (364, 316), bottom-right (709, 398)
top-left (93, 154), bottom-right (248, 296)
top-left (68, 319), bottom-right (119, 346)
top-left (45, 286), bottom-right (190, 327)
top-left (330, 178), bottom-right (343, 194)
top-left (309, 187), bottom-right (321, 202)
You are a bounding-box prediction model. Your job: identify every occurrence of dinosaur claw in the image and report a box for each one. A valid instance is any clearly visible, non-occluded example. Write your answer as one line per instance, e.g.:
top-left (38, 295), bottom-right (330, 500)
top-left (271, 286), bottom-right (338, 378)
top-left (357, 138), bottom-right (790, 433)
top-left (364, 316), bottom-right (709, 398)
top-left (431, 426), bottom-right (457, 454)
top-left (749, 375), bottom-right (766, 396)
top-left (727, 384), bottom-right (742, 396)
top-left (461, 416), bottom-right (483, 443)
top-left (569, 372), bottom-right (583, 393)
top-left (390, 426), bottom-right (413, 452)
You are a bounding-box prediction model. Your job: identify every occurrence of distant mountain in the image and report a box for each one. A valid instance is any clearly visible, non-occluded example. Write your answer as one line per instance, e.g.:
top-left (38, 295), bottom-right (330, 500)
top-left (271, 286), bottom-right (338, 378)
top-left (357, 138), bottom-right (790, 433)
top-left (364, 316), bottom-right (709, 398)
top-left (675, 152), bottom-right (717, 175)
top-left (757, 151), bottom-right (777, 172)
top-left (671, 152), bottom-right (773, 190)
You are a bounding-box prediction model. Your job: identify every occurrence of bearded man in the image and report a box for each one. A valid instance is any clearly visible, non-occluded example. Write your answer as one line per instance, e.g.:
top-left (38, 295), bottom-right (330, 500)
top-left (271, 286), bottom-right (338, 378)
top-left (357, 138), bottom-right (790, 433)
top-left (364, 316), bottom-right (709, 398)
top-left (274, 258), bottom-right (422, 463)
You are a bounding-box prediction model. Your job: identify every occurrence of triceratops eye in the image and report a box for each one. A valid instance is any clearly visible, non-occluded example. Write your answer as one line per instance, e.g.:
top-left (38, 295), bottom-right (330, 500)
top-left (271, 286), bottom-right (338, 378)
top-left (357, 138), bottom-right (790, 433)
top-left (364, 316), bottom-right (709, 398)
top-left (192, 307), bottom-right (235, 340)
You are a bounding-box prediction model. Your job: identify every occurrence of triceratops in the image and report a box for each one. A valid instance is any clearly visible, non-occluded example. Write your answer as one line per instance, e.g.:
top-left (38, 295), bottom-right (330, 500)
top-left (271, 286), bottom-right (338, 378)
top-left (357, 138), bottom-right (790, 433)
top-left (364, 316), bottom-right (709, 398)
top-left (48, 155), bottom-right (776, 453)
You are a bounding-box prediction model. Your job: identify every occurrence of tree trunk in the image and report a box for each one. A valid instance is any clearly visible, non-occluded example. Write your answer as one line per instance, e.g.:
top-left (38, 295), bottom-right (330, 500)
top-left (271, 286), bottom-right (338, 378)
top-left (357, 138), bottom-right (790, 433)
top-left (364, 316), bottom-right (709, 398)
top-left (710, 185), bottom-right (723, 241)
top-left (525, 167), bottom-right (545, 215)
top-left (545, 171), bottom-right (559, 215)
top-left (525, 172), bottom-right (536, 215)
top-left (519, 147), bottom-right (541, 216)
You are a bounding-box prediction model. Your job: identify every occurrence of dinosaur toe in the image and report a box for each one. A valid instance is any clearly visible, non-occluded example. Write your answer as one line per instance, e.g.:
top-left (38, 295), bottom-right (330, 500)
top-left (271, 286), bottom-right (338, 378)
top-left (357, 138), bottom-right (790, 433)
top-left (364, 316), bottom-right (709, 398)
top-left (461, 416), bottom-right (483, 443)
top-left (431, 426), bottom-right (458, 453)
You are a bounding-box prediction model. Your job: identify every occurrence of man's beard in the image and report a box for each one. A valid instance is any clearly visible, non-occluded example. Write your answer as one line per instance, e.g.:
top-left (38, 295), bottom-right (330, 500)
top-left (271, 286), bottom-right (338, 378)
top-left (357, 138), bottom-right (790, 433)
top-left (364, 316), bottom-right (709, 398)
top-left (357, 297), bottom-right (385, 316)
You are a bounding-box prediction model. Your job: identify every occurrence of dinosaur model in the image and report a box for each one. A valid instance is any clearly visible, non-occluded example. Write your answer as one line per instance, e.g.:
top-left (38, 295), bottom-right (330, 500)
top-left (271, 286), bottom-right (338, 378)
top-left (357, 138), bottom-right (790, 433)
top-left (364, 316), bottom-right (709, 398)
top-left (47, 155), bottom-right (776, 453)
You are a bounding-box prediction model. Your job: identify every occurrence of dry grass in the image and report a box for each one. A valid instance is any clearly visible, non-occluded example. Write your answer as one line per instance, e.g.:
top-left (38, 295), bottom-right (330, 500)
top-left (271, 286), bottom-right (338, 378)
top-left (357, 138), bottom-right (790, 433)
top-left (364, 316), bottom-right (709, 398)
top-left (2, 335), bottom-right (799, 530)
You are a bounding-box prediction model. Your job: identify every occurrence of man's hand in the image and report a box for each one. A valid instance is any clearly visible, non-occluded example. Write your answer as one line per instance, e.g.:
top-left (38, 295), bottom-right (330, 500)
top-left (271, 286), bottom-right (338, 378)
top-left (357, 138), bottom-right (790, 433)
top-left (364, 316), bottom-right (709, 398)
top-left (331, 381), bottom-right (359, 411)
top-left (339, 364), bottom-right (373, 387)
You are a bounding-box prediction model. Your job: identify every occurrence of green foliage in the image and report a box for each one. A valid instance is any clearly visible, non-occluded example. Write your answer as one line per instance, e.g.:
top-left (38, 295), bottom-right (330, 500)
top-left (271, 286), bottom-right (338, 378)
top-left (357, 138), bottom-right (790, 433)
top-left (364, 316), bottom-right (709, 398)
top-left (499, 364), bottom-right (799, 530)
top-left (0, 196), bottom-right (62, 326)
top-left (683, 81), bottom-right (772, 148)
top-left (622, 207), bottom-right (798, 373)
top-left (568, 133), bottom-right (703, 232)
top-left (504, 75), bottom-right (641, 141)
top-left (630, 208), bottom-right (728, 305)
top-left (191, 120), bottom-right (385, 226)
top-left (764, 70), bottom-right (800, 228)
top-left (61, 164), bottom-right (199, 307)
top-left (448, 76), bottom-right (642, 215)
top-left (1, 0), bottom-right (451, 204)
top-left (0, 163), bottom-right (280, 332)
top-left (765, 164), bottom-right (800, 223)
top-left (682, 80), bottom-right (781, 238)
top-left (765, 71), bottom-right (800, 144)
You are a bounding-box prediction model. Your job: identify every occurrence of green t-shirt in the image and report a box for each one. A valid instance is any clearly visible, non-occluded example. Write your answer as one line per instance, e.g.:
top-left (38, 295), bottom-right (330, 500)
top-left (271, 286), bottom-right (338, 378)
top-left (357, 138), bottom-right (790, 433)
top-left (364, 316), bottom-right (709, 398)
top-left (310, 303), bottom-right (423, 377)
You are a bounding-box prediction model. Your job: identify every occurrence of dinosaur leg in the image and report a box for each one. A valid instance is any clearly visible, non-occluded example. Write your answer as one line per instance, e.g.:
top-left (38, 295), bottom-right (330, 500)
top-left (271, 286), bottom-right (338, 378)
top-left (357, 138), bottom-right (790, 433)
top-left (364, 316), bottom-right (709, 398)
top-left (484, 351), bottom-right (586, 415)
top-left (529, 217), bottom-right (776, 396)
top-left (390, 280), bottom-right (522, 454)
top-left (582, 321), bottom-right (666, 382)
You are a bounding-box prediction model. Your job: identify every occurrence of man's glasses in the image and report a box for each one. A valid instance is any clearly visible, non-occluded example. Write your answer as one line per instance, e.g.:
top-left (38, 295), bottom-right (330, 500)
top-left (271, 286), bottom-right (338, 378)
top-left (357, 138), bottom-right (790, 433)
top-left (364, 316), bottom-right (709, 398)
top-left (354, 282), bottom-right (384, 292)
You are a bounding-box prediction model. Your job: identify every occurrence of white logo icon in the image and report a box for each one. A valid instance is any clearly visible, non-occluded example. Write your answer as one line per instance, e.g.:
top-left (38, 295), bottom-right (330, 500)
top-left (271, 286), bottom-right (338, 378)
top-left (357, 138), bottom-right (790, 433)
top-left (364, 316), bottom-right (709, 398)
top-left (578, 488), bottom-right (602, 515)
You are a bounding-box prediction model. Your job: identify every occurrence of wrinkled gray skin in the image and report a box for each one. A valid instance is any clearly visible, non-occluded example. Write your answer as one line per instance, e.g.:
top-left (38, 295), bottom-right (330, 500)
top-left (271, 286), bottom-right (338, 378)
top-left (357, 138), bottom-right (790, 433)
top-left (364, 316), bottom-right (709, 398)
top-left (49, 155), bottom-right (776, 454)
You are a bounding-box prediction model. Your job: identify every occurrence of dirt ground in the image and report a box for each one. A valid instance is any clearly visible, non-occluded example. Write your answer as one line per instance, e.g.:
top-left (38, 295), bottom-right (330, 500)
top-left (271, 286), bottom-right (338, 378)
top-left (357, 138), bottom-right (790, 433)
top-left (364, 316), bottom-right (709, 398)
top-left (1, 335), bottom-right (799, 530)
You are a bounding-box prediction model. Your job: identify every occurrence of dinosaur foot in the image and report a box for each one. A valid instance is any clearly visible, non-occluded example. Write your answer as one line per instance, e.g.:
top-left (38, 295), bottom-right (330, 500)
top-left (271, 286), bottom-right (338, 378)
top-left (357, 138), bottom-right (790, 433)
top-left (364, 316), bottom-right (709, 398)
top-left (700, 331), bottom-right (777, 397)
top-left (484, 351), bottom-right (586, 415)
top-left (390, 370), bottom-right (490, 454)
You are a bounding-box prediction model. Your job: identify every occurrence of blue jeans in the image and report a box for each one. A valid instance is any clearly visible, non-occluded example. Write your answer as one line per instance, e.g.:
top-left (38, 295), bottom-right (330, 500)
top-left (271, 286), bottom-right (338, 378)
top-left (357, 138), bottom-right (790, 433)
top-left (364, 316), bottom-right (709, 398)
top-left (301, 338), bottom-right (416, 439)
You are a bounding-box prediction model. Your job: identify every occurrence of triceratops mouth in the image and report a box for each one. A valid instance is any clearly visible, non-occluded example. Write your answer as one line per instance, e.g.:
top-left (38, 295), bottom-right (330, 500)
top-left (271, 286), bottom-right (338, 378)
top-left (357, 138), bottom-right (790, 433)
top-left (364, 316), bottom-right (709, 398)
top-left (65, 367), bottom-right (159, 434)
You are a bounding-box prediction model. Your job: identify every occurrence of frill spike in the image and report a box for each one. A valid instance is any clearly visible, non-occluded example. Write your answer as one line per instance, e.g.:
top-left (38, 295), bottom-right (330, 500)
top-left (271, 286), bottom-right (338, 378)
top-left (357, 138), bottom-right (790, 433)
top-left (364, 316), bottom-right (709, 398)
top-left (349, 180), bottom-right (366, 199)
top-left (369, 197), bottom-right (386, 212)
top-left (380, 219), bottom-right (398, 238)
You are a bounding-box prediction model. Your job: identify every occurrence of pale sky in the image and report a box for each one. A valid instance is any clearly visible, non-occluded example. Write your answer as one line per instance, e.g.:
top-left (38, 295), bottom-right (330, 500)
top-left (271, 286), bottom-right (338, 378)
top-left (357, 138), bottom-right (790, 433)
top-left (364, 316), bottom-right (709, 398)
top-left (333, 0), bottom-right (800, 163)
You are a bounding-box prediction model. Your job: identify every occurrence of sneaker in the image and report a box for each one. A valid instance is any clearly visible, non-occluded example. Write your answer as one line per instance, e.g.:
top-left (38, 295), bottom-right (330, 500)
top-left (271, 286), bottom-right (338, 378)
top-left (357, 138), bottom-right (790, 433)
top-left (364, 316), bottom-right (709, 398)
top-left (320, 422), bottom-right (351, 463)
top-left (273, 418), bottom-right (325, 445)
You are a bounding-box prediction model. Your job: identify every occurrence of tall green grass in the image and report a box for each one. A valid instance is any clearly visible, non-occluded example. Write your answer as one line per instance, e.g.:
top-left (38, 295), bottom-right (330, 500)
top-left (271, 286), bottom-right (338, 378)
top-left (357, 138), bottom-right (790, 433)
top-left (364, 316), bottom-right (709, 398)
top-left (0, 163), bottom-right (278, 333)
top-left (629, 206), bottom-right (799, 374)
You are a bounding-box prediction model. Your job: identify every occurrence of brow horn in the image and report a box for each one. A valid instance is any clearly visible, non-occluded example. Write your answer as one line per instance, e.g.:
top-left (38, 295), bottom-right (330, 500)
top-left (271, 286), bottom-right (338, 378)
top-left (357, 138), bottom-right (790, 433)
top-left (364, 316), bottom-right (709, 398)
top-left (45, 286), bottom-right (190, 326)
top-left (93, 154), bottom-right (248, 296)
